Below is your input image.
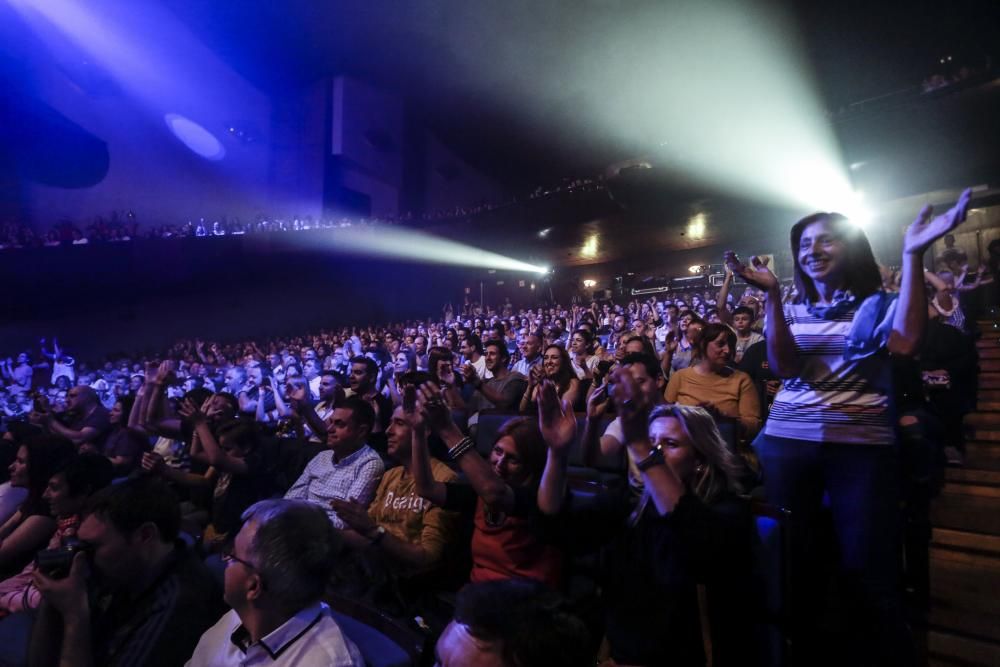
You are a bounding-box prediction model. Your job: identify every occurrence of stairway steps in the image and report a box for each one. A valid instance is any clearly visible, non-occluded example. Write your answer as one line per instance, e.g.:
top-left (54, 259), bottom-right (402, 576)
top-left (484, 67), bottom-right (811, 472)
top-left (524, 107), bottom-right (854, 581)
top-left (978, 402), bottom-right (1000, 412)
top-left (965, 412), bottom-right (1000, 428)
top-left (964, 442), bottom-right (1000, 472)
top-left (979, 347), bottom-right (1000, 360)
top-left (931, 484), bottom-right (1000, 535)
top-left (979, 373), bottom-right (1000, 390)
top-left (969, 428), bottom-right (1000, 442)
top-left (979, 390), bottom-right (1000, 402)
top-left (981, 360), bottom-right (1000, 373)
top-left (945, 468), bottom-right (1000, 486)
top-left (976, 337), bottom-right (1000, 350)
top-left (933, 528), bottom-right (1000, 557)
top-left (928, 630), bottom-right (1000, 666)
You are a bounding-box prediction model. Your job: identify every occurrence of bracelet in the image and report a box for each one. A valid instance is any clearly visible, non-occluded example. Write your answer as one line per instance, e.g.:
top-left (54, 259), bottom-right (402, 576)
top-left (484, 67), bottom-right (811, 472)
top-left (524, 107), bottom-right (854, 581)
top-left (447, 436), bottom-right (476, 461)
top-left (635, 445), bottom-right (665, 473)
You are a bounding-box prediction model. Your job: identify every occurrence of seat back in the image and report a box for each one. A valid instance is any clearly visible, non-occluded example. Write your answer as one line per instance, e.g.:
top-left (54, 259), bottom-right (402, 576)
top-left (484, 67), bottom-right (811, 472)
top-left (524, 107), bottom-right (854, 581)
top-left (750, 499), bottom-right (792, 666)
top-left (327, 594), bottom-right (424, 667)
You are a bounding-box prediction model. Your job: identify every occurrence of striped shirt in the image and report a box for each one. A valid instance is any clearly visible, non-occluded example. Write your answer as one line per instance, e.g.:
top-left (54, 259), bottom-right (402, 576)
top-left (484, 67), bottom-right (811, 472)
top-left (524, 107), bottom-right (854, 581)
top-left (284, 445), bottom-right (384, 529)
top-left (764, 300), bottom-right (894, 444)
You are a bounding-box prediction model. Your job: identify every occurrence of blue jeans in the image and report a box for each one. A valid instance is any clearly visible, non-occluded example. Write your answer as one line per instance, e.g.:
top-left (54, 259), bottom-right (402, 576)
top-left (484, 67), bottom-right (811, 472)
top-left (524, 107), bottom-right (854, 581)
top-left (754, 433), bottom-right (913, 666)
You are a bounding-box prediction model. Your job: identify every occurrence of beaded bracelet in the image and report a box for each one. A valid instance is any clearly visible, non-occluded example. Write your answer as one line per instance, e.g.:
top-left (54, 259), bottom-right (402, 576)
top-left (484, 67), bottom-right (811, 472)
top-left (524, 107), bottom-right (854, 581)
top-left (447, 436), bottom-right (476, 461)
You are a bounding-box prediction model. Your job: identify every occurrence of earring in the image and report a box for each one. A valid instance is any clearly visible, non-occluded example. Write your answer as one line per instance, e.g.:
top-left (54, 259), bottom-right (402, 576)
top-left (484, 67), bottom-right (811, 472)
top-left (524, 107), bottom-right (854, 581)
top-left (695, 463), bottom-right (706, 474)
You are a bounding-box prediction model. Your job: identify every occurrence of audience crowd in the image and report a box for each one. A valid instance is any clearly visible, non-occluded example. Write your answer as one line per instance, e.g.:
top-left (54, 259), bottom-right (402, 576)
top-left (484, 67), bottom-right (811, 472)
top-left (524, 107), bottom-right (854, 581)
top-left (0, 190), bottom-right (994, 666)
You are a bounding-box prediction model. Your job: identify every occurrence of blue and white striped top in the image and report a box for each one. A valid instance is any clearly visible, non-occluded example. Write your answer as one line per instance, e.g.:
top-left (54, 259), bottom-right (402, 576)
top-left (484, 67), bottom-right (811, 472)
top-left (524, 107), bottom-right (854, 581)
top-left (764, 299), bottom-right (895, 444)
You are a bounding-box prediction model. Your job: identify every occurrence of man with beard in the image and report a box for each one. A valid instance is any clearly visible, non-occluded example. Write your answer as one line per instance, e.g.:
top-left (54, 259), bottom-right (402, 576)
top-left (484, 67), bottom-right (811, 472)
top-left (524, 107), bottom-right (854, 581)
top-left (461, 341), bottom-right (527, 430)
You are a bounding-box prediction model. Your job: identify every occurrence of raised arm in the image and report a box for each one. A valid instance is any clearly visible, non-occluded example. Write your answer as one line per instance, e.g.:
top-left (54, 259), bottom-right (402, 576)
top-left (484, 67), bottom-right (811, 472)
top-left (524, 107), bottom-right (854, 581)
top-left (537, 382), bottom-right (576, 515)
top-left (716, 267), bottom-right (734, 325)
top-left (726, 251), bottom-right (800, 378)
top-left (409, 404), bottom-right (447, 507)
top-left (418, 382), bottom-right (514, 512)
top-left (891, 189), bottom-right (972, 357)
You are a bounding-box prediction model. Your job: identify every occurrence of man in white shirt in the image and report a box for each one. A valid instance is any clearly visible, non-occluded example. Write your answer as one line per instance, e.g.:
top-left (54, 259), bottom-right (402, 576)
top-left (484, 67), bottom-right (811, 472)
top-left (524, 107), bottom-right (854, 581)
top-left (186, 499), bottom-right (363, 666)
top-left (459, 334), bottom-right (491, 380)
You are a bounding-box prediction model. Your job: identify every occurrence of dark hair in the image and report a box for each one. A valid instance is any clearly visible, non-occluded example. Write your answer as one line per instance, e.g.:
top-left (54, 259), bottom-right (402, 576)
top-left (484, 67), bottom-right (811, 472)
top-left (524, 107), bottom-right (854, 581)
top-left (333, 395), bottom-right (376, 434)
top-left (61, 454), bottom-right (114, 498)
top-left (184, 387), bottom-right (213, 409)
top-left (85, 477), bottom-right (181, 542)
top-left (696, 323), bottom-right (737, 360)
top-left (241, 499), bottom-right (342, 615)
top-left (496, 417), bottom-right (547, 485)
top-left (790, 212), bottom-right (881, 303)
top-left (215, 420), bottom-right (260, 453)
top-left (622, 333), bottom-right (657, 359)
top-left (115, 394), bottom-right (136, 420)
top-left (542, 345), bottom-right (576, 394)
top-left (620, 352), bottom-right (660, 382)
top-left (464, 334), bottom-right (484, 356)
top-left (212, 392), bottom-right (239, 416)
top-left (454, 579), bottom-right (592, 667)
top-left (732, 306), bottom-right (756, 321)
top-left (20, 435), bottom-right (76, 517)
top-left (349, 355), bottom-right (378, 379)
top-left (483, 338), bottom-right (510, 364)
top-left (428, 346), bottom-right (454, 381)
top-left (571, 328), bottom-right (594, 353)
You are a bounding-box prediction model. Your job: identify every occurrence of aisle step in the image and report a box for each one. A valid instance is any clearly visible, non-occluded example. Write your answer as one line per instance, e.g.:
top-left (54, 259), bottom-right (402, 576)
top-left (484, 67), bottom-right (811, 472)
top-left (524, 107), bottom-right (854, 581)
top-left (965, 441), bottom-right (1000, 471)
top-left (978, 401), bottom-right (1000, 412)
top-left (932, 527), bottom-right (1000, 557)
top-left (944, 468), bottom-right (1000, 486)
top-left (982, 359), bottom-right (1000, 373)
top-left (965, 412), bottom-right (1000, 428)
top-left (979, 347), bottom-right (1000, 360)
top-left (980, 390), bottom-right (1000, 403)
top-left (980, 373), bottom-right (1000, 390)
top-left (927, 630), bottom-right (1000, 666)
top-left (930, 483), bottom-right (1000, 535)
top-left (976, 338), bottom-right (1000, 350)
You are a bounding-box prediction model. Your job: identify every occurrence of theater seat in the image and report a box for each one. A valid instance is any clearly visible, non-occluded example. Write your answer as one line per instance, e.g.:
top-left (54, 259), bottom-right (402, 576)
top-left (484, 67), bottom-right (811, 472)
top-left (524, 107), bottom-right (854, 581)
top-left (327, 594), bottom-right (424, 667)
top-left (750, 499), bottom-right (792, 666)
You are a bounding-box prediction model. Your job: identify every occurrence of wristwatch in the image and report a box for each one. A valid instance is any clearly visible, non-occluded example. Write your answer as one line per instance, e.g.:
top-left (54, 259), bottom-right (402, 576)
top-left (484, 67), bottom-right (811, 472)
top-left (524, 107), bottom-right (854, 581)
top-left (369, 525), bottom-right (387, 546)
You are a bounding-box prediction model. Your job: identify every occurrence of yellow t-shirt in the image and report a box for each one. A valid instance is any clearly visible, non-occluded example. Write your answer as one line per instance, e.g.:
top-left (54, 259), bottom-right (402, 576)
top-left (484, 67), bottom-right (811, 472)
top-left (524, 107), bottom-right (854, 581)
top-left (367, 458), bottom-right (459, 569)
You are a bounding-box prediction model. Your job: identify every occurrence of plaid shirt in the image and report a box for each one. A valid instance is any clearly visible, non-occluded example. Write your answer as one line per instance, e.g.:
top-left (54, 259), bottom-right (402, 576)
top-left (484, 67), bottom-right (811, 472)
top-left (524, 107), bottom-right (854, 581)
top-left (284, 445), bottom-right (384, 528)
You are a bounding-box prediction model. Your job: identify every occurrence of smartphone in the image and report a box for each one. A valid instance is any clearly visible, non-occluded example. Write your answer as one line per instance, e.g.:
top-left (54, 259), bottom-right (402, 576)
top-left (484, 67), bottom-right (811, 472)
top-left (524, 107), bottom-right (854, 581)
top-left (403, 385), bottom-right (417, 412)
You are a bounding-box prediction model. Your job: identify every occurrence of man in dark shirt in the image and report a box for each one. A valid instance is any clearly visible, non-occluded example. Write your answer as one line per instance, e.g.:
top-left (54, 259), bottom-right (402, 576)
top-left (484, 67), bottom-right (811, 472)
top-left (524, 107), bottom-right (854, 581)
top-left (30, 477), bottom-right (220, 667)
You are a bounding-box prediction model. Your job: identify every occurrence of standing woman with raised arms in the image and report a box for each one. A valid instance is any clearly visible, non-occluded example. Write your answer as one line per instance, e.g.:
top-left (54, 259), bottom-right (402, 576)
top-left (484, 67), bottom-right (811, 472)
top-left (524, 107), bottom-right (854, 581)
top-left (726, 188), bottom-right (972, 665)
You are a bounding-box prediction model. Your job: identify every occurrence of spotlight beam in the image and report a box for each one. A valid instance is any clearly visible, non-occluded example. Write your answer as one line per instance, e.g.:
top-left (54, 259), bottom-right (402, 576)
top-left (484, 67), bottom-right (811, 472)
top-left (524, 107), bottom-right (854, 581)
top-left (295, 226), bottom-right (548, 274)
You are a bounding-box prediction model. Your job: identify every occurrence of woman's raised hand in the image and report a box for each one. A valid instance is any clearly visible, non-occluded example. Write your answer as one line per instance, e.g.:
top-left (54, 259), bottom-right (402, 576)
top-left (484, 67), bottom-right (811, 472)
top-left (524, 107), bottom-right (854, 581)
top-left (724, 251), bottom-right (778, 292)
top-left (904, 188), bottom-right (972, 255)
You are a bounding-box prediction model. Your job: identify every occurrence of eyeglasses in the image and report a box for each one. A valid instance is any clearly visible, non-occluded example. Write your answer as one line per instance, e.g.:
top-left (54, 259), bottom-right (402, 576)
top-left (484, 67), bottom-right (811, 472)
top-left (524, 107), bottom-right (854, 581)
top-left (221, 548), bottom-right (257, 571)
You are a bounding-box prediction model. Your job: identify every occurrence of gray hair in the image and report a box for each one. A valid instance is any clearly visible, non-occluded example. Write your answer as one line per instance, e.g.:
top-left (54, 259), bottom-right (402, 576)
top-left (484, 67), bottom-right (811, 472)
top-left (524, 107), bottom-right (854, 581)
top-left (240, 499), bottom-right (341, 613)
top-left (648, 404), bottom-right (746, 503)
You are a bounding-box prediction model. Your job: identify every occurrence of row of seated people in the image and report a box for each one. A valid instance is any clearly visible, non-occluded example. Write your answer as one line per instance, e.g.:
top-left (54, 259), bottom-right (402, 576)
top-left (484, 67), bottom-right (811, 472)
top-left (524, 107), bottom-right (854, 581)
top-left (0, 360), bottom-right (769, 667)
top-left (0, 436), bottom-right (592, 666)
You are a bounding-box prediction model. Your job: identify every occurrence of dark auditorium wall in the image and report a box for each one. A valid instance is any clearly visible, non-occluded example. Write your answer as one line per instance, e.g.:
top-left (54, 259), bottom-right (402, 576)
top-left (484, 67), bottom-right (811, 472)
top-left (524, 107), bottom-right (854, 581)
top-left (1, 233), bottom-right (527, 360)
